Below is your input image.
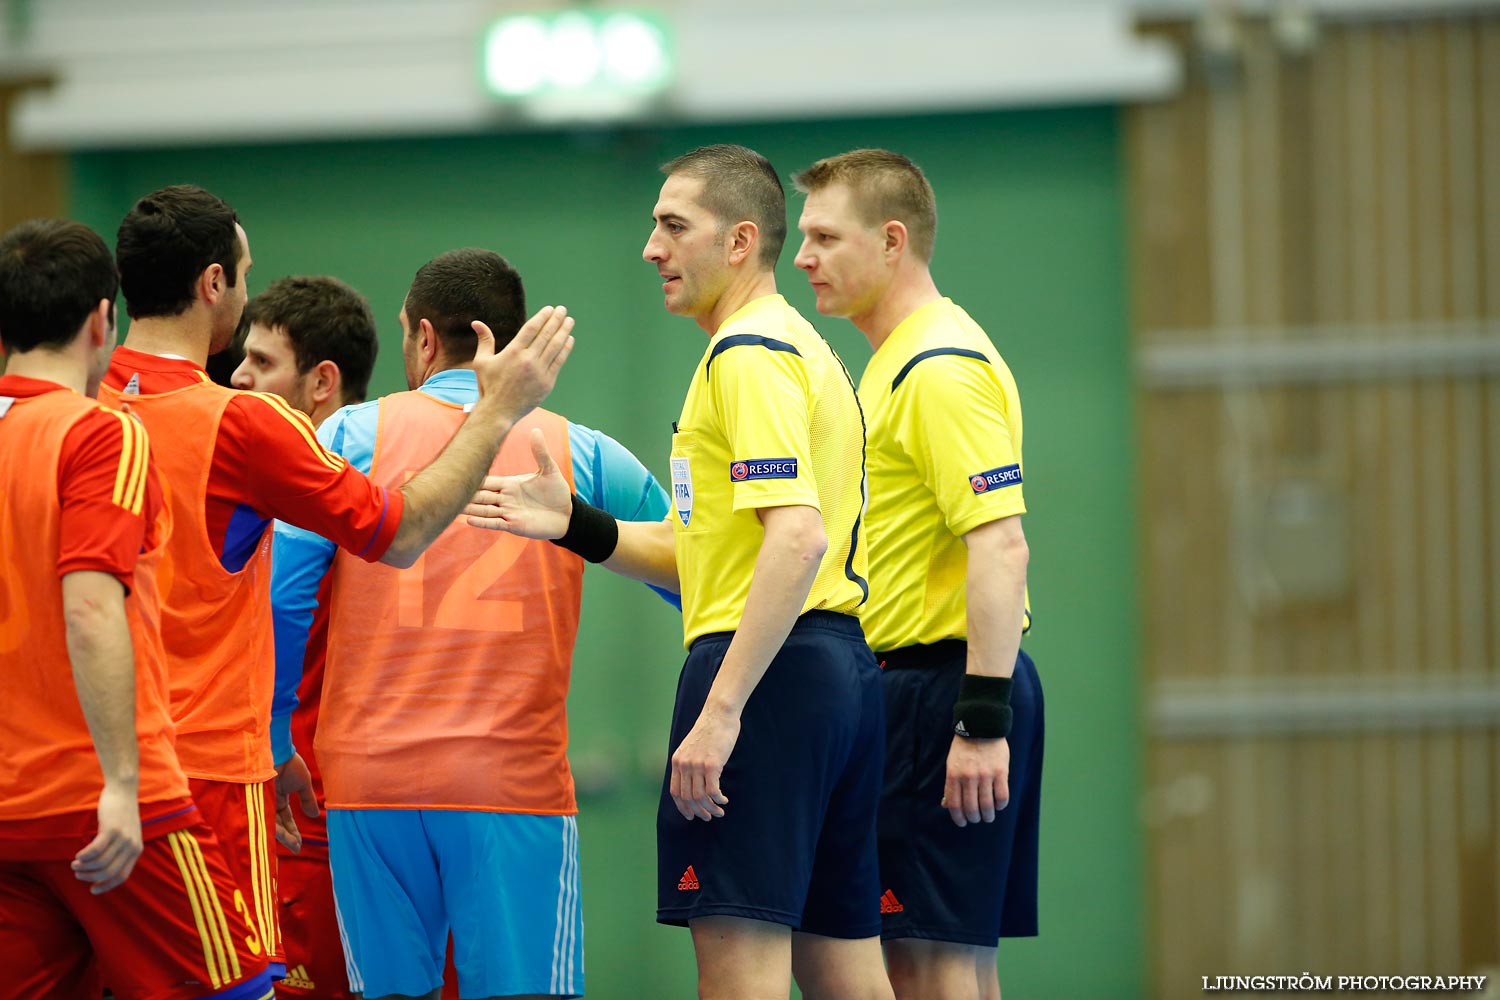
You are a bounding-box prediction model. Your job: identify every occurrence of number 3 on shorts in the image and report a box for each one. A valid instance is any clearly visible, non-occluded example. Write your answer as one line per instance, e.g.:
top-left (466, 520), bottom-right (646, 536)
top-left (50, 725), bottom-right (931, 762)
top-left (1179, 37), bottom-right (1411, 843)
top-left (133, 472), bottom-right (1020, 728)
top-left (233, 889), bottom-right (264, 955)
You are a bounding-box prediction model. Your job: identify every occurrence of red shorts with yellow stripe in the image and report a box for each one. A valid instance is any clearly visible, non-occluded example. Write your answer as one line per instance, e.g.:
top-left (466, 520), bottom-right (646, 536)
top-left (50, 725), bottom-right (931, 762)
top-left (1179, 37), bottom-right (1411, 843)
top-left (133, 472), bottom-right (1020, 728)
top-left (190, 778), bottom-right (284, 978)
top-left (0, 806), bottom-right (273, 1000)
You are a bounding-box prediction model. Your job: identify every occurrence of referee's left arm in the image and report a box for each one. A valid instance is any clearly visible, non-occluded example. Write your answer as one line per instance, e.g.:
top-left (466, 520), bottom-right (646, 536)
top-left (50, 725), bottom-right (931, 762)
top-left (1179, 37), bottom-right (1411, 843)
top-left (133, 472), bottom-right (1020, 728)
top-left (962, 514), bottom-right (1029, 683)
top-left (940, 515), bottom-right (1028, 829)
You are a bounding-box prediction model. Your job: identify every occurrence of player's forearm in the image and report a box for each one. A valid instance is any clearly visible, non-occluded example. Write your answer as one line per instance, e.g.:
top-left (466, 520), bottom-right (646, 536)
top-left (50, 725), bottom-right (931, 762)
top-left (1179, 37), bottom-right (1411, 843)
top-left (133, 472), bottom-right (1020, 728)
top-left (702, 505), bottom-right (826, 718)
top-left (602, 519), bottom-right (680, 591)
top-left (386, 397), bottom-right (516, 568)
top-left (62, 573), bottom-right (140, 789)
top-left (962, 515), bottom-right (1029, 679)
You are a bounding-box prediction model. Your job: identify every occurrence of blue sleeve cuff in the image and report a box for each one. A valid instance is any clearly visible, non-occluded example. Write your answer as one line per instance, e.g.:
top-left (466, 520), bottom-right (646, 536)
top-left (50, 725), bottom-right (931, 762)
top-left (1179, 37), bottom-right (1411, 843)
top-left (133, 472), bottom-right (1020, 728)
top-left (271, 717), bottom-right (296, 769)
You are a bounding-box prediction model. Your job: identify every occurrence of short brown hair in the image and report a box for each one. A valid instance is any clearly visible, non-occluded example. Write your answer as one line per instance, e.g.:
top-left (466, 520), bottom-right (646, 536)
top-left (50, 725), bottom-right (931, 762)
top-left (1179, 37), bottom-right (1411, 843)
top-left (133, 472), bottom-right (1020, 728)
top-left (793, 149), bottom-right (937, 261)
top-left (117, 184), bottom-right (242, 319)
top-left (404, 248), bottom-right (526, 361)
top-left (662, 144), bottom-right (786, 268)
top-left (0, 219), bottom-right (117, 352)
top-left (243, 276), bottom-right (378, 404)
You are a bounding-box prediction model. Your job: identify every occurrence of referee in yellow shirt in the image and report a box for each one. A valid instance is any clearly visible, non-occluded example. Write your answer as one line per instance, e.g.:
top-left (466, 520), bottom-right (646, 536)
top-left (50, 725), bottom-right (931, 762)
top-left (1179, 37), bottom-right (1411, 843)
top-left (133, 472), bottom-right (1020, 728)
top-left (465, 144), bottom-right (894, 1000)
top-left (792, 149), bottom-right (1044, 1000)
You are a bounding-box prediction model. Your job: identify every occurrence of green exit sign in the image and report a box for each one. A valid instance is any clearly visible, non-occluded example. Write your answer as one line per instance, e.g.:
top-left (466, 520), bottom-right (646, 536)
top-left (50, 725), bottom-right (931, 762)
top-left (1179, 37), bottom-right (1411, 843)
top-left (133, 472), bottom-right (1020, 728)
top-left (481, 10), bottom-right (674, 104)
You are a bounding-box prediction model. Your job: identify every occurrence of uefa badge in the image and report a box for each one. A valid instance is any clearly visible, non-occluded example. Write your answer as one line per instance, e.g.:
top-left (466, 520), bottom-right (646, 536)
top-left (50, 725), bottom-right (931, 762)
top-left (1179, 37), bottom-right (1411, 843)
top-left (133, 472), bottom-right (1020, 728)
top-left (728, 458), bottom-right (797, 481)
top-left (969, 463), bottom-right (1022, 495)
top-left (671, 457), bottom-right (694, 527)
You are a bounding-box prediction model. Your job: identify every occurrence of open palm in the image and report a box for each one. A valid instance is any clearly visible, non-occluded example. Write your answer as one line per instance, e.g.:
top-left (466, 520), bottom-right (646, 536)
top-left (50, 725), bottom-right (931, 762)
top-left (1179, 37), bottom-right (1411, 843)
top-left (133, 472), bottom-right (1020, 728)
top-left (465, 427), bottom-right (573, 539)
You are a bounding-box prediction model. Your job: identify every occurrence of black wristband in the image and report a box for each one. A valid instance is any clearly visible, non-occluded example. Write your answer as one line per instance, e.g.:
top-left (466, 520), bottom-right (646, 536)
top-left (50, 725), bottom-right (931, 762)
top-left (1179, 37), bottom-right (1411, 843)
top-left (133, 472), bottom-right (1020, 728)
top-left (549, 494), bottom-right (619, 563)
top-left (952, 674), bottom-right (1013, 739)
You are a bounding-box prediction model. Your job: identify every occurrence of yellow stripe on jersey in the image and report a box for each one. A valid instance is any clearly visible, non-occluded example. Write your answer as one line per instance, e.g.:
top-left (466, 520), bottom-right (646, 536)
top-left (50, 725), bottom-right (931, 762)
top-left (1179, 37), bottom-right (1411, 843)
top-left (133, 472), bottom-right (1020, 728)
top-left (180, 829), bottom-right (242, 980)
top-left (107, 411), bottom-right (132, 510)
top-left (106, 410), bottom-right (148, 516)
top-left (168, 831), bottom-right (227, 989)
top-left (253, 392), bottom-right (346, 474)
top-left (123, 414), bottom-right (148, 514)
top-left (245, 786), bottom-right (277, 952)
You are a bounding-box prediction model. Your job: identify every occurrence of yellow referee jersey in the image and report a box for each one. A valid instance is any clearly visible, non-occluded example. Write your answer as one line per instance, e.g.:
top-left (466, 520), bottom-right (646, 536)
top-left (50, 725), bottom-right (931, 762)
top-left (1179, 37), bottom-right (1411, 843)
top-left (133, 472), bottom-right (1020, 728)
top-left (857, 297), bottom-right (1031, 653)
top-left (669, 294), bottom-right (868, 647)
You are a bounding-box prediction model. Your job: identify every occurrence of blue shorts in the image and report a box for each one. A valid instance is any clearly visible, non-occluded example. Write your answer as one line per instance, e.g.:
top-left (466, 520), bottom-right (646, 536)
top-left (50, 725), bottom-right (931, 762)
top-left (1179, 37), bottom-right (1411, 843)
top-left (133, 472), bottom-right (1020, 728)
top-left (657, 610), bottom-right (885, 939)
top-left (327, 809), bottom-right (582, 998)
top-left (875, 643), bottom-right (1044, 947)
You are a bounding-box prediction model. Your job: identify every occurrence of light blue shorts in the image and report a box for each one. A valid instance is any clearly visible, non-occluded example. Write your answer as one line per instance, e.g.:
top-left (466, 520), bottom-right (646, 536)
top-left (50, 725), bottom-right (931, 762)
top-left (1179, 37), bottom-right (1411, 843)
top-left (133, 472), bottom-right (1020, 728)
top-left (327, 809), bottom-right (582, 998)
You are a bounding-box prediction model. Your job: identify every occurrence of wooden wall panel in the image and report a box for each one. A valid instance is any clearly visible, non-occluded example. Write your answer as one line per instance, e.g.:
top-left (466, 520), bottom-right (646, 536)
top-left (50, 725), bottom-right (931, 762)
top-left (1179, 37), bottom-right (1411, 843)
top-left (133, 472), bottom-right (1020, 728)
top-left (0, 81), bottom-right (64, 232)
top-left (1132, 11), bottom-right (1500, 998)
top-left (0, 80), bottom-right (66, 374)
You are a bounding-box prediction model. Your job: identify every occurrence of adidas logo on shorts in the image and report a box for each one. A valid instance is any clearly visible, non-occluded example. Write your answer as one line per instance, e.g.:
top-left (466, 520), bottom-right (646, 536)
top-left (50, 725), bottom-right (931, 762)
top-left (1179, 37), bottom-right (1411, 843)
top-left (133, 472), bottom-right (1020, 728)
top-left (678, 865), bottom-right (700, 891)
top-left (880, 889), bottom-right (905, 914)
top-left (282, 964), bottom-right (317, 989)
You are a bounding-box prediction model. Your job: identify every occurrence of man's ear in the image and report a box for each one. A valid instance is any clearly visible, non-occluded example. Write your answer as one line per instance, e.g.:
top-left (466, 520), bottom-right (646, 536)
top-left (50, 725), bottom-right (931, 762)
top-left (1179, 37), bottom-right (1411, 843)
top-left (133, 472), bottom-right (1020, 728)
top-left (86, 298), bottom-right (113, 350)
top-left (309, 359), bottom-right (341, 406)
top-left (883, 220), bottom-right (909, 261)
top-left (418, 317), bottom-right (441, 365)
top-left (726, 221), bottom-right (760, 266)
top-left (199, 263), bottom-right (226, 306)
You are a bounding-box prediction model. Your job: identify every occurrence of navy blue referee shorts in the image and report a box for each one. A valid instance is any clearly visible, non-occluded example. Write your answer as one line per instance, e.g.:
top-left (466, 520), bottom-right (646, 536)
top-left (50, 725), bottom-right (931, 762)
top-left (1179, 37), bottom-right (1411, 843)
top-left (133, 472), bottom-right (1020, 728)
top-left (656, 610), bottom-right (886, 939)
top-left (875, 641), bottom-right (1043, 947)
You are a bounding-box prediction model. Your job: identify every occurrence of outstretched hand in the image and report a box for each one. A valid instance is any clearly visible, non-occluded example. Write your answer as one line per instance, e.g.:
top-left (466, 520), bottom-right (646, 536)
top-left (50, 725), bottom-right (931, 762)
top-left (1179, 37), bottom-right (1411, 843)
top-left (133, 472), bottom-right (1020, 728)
top-left (470, 305), bottom-right (574, 424)
top-left (465, 427), bottom-right (574, 538)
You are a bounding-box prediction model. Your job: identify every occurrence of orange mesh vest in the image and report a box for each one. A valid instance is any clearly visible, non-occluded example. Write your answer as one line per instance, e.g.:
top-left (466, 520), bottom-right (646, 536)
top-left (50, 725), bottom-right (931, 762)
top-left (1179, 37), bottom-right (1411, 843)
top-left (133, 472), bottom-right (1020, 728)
top-left (99, 380), bottom-right (276, 783)
top-left (0, 390), bottom-right (189, 819)
top-left (320, 395), bottom-right (583, 814)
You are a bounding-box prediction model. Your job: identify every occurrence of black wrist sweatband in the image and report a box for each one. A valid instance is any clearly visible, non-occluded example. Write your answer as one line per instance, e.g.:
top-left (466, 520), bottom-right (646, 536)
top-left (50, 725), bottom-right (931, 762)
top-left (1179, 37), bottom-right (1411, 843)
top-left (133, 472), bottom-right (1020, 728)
top-left (549, 494), bottom-right (619, 563)
top-left (952, 674), bottom-right (1013, 739)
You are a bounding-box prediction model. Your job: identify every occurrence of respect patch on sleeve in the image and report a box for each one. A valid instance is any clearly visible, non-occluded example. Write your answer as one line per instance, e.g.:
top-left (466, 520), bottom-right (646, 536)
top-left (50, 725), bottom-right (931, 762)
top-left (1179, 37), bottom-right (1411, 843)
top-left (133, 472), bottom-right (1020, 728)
top-left (730, 458), bottom-right (798, 482)
top-left (969, 463), bottom-right (1022, 494)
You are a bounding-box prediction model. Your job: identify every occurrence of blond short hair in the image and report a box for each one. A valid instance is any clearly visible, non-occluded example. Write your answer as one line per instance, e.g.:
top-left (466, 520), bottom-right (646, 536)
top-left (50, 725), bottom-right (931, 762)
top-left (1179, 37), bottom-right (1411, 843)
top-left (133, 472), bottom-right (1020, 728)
top-left (793, 149), bottom-right (937, 261)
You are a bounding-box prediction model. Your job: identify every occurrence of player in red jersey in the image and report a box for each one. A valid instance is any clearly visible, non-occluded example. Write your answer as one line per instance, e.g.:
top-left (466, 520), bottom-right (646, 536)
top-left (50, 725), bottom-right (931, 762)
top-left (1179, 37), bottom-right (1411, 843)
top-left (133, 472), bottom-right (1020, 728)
top-left (0, 218), bottom-right (272, 1000)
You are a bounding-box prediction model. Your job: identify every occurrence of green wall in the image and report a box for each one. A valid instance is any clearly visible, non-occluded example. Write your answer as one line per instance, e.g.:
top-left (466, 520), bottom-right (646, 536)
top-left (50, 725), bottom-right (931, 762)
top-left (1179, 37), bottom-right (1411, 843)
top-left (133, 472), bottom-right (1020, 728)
top-left (72, 106), bottom-right (1143, 998)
